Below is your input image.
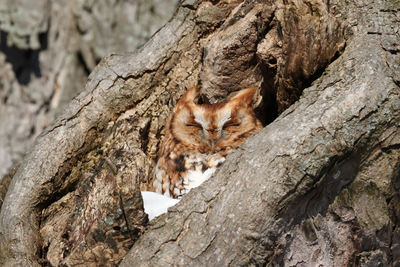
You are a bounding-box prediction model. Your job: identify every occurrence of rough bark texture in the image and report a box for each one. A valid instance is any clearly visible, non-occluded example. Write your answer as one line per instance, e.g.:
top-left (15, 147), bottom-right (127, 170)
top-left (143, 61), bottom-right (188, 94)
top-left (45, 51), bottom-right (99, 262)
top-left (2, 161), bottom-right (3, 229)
top-left (0, 0), bottom-right (399, 266)
top-left (0, 0), bottom-right (180, 183)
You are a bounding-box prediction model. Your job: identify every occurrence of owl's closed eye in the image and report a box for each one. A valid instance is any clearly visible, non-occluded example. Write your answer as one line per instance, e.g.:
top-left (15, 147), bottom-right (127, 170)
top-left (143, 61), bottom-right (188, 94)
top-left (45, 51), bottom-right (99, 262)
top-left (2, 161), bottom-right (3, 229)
top-left (153, 85), bottom-right (263, 199)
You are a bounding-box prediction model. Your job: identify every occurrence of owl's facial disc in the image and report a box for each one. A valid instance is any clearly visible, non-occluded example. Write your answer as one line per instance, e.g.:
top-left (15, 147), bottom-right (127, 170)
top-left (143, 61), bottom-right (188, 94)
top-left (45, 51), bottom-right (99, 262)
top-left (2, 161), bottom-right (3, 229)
top-left (190, 106), bottom-right (234, 150)
top-left (193, 108), bottom-right (217, 149)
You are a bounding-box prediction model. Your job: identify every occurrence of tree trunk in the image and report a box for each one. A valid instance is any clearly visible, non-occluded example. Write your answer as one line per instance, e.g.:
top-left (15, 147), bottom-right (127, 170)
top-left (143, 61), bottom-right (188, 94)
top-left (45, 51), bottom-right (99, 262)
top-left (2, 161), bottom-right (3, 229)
top-left (1, 0), bottom-right (399, 266)
top-left (0, 0), bottom-right (179, 184)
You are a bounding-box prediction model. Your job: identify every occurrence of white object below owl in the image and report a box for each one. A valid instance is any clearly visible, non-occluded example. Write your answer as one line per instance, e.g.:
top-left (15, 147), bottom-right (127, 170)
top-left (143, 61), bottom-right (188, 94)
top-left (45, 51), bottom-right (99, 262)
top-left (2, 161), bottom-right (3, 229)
top-left (140, 191), bottom-right (180, 220)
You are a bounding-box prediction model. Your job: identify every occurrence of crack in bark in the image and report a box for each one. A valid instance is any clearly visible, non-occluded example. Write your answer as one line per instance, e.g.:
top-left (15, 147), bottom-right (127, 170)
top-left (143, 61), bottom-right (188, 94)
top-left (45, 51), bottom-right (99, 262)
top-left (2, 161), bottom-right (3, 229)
top-left (44, 96), bottom-right (94, 135)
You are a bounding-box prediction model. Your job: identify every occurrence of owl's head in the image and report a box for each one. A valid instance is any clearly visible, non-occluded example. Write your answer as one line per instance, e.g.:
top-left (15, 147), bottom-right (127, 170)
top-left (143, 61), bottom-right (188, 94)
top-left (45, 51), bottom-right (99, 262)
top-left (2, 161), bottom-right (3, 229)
top-left (169, 86), bottom-right (263, 153)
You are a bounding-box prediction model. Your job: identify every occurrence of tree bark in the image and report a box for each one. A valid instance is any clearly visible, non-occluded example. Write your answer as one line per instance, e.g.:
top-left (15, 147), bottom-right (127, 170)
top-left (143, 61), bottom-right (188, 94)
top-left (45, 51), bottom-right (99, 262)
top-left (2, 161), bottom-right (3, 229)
top-left (1, 0), bottom-right (399, 266)
top-left (0, 0), bottom-right (179, 183)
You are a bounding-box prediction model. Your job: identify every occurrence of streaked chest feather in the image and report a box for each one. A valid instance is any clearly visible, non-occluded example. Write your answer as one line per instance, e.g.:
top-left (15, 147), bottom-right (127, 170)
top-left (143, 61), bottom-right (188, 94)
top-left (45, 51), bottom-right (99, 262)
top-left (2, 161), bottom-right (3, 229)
top-left (154, 152), bottom-right (225, 198)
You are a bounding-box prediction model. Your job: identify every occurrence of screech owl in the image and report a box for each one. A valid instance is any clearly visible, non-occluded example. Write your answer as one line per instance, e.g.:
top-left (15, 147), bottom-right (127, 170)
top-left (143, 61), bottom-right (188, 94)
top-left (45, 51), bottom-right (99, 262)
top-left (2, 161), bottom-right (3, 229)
top-left (153, 86), bottom-right (263, 199)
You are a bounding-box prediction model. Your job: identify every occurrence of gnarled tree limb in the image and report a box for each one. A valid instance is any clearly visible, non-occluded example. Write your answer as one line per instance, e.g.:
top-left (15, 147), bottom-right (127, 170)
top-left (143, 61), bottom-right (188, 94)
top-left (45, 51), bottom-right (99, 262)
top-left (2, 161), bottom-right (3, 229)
top-left (0, 0), bottom-right (399, 266)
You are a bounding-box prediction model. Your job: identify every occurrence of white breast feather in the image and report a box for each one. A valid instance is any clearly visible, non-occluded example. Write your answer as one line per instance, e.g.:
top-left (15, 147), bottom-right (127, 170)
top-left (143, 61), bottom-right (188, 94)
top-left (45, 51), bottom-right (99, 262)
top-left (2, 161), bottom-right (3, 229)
top-left (183, 155), bottom-right (226, 190)
top-left (183, 167), bottom-right (217, 191)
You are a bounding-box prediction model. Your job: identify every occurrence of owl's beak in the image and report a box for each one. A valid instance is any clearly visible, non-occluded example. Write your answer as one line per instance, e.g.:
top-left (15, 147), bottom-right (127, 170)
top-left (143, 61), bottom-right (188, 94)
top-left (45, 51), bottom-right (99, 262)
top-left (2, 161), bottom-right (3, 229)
top-left (210, 140), bottom-right (216, 149)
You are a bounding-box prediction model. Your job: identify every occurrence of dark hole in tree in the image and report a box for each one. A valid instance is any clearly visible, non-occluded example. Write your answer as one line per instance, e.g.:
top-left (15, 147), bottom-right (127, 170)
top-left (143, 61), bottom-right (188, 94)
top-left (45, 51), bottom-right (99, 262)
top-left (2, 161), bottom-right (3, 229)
top-left (255, 42), bottom-right (344, 126)
top-left (256, 62), bottom-right (278, 126)
top-left (0, 31), bottom-right (47, 85)
top-left (302, 50), bottom-right (342, 89)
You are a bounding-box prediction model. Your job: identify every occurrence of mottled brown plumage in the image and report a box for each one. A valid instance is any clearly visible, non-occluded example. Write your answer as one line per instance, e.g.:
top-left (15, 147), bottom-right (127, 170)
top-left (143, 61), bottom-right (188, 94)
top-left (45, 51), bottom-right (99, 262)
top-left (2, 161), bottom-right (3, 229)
top-left (153, 86), bottom-right (262, 198)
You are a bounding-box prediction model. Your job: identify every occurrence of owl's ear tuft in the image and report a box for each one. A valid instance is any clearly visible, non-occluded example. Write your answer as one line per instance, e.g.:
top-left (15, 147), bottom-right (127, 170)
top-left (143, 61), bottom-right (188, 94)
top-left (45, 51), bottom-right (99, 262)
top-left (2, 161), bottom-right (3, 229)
top-left (179, 86), bottom-right (200, 105)
top-left (229, 87), bottom-right (257, 107)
